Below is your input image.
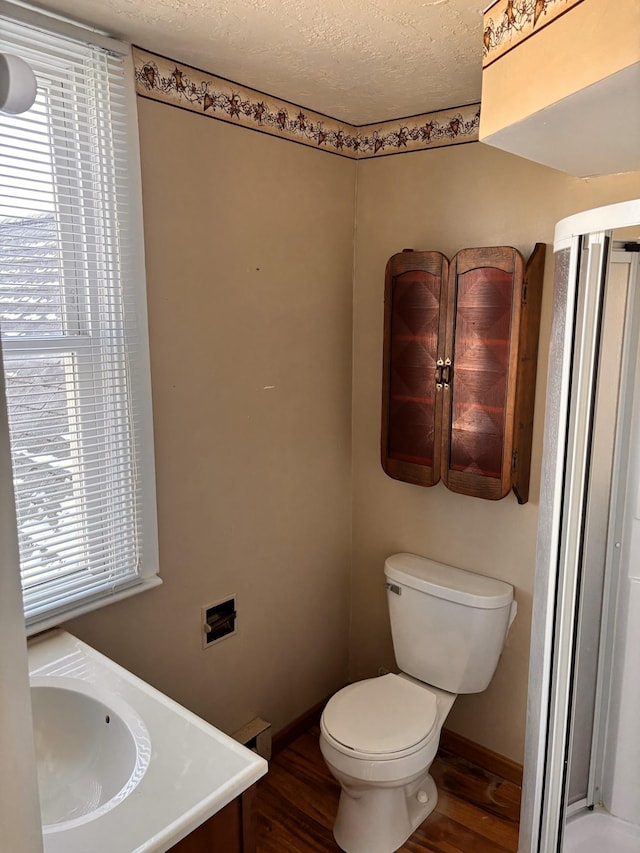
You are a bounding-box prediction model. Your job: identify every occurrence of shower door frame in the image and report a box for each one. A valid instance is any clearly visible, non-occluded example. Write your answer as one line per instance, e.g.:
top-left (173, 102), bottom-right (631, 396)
top-left (519, 199), bottom-right (640, 853)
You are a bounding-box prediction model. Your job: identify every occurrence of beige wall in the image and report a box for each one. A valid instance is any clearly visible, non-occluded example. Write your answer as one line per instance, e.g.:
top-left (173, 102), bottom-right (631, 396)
top-left (351, 142), bottom-right (640, 762)
top-left (481, 0), bottom-right (640, 139)
top-left (66, 97), bottom-right (356, 737)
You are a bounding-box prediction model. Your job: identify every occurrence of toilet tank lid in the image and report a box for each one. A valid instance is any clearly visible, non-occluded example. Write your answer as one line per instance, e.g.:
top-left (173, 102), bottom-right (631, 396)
top-left (385, 553), bottom-right (514, 609)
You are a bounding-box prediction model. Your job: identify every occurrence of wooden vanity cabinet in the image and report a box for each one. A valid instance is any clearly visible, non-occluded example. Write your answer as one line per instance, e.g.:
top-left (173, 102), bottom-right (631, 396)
top-left (382, 244), bottom-right (545, 503)
top-left (168, 785), bottom-right (257, 853)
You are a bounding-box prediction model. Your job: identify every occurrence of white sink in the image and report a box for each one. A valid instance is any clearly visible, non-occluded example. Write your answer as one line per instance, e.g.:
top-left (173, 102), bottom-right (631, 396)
top-left (28, 631), bottom-right (268, 852)
top-left (31, 677), bottom-right (150, 829)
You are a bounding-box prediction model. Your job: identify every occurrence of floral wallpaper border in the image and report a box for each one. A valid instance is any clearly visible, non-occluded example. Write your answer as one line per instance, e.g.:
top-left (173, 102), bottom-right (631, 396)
top-left (133, 48), bottom-right (480, 160)
top-left (483, 0), bottom-right (584, 67)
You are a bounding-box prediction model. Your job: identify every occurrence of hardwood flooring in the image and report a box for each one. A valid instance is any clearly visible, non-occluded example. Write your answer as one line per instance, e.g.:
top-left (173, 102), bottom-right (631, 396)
top-left (256, 726), bottom-right (520, 853)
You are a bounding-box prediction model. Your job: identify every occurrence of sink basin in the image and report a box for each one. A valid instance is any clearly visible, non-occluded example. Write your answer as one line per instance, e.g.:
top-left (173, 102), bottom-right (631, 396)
top-left (31, 677), bottom-right (151, 830)
top-left (28, 631), bottom-right (267, 853)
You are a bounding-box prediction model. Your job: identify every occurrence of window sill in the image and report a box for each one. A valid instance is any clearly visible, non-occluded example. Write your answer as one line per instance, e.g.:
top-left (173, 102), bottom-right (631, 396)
top-left (26, 575), bottom-right (163, 637)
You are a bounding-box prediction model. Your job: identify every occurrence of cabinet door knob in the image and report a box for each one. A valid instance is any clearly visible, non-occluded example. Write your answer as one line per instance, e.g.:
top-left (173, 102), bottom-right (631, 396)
top-left (442, 361), bottom-right (452, 388)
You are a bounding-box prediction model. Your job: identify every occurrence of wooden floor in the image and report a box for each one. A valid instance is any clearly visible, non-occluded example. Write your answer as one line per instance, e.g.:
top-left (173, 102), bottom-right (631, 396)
top-left (256, 726), bottom-right (520, 853)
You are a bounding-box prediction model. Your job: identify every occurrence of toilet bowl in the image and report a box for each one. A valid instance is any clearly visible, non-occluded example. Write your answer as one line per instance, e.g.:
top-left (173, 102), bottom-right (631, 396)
top-left (320, 674), bottom-right (456, 853)
top-left (320, 553), bottom-right (516, 853)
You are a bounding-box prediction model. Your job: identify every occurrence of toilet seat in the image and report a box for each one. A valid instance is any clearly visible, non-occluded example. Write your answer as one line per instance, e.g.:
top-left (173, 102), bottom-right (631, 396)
top-left (321, 674), bottom-right (438, 760)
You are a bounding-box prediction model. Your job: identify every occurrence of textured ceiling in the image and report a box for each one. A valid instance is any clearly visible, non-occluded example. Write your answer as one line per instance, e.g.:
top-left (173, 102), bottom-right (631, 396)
top-left (37, 0), bottom-right (485, 124)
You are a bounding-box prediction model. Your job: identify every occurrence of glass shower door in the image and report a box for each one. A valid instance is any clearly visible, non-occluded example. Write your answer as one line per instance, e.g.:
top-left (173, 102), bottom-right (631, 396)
top-left (519, 199), bottom-right (640, 853)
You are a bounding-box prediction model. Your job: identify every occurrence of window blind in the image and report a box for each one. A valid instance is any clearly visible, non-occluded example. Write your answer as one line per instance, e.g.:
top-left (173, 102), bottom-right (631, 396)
top-left (0, 10), bottom-right (159, 628)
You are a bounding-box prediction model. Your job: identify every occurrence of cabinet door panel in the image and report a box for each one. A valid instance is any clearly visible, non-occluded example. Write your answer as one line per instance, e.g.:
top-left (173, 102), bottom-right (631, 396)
top-left (443, 248), bottom-right (523, 498)
top-left (382, 252), bottom-right (448, 486)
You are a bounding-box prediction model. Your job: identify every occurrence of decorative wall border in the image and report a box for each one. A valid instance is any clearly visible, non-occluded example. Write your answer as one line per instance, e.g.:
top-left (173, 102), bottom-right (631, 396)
top-left (357, 106), bottom-right (480, 159)
top-left (483, 0), bottom-right (584, 67)
top-left (133, 47), bottom-right (480, 160)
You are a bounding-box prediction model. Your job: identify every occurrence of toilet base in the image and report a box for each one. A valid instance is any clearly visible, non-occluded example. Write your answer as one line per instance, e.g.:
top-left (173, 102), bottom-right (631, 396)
top-left (332, 770), bottom-right (438, 853)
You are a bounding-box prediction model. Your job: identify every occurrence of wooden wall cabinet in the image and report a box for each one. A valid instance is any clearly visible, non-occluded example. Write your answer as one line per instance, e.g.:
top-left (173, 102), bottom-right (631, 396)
top-left (381, 244), bottom-right (545, 503)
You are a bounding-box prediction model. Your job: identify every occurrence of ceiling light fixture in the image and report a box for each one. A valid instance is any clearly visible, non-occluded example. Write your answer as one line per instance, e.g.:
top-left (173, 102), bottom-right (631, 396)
top-left (0, 52), bottom-right (37, 114)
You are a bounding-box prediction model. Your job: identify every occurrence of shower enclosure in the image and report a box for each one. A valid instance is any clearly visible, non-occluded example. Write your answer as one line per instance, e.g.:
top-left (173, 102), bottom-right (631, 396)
top-left (519, 199), bottom-right (640, 853)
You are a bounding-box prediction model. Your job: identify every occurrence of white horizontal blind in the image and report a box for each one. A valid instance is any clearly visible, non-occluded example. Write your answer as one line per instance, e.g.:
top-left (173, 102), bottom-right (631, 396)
top-left (0, 12), bottom-right (158, 626)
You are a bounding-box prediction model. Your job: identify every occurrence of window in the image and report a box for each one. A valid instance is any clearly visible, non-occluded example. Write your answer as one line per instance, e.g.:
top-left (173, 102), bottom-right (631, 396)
top-left (0, 7), bottom-right (159, 631)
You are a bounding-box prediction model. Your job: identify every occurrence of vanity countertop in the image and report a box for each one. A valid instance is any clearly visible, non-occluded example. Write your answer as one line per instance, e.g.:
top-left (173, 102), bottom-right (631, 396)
top-left (29, 629), bottom-right (268, 853)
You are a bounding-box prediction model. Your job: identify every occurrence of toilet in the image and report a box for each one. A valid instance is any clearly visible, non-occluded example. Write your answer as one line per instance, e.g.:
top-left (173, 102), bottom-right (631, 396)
top-left (320, 552), bottom-right (517, 853)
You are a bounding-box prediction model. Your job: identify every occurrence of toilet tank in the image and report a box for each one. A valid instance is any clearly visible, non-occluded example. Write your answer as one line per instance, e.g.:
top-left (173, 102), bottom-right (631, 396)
top-left (385, 553), bottom-right (516, 694)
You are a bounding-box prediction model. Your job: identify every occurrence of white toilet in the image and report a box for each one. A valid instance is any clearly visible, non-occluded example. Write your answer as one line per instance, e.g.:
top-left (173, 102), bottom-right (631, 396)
top-left (320, 552), bottom-right (517, 853)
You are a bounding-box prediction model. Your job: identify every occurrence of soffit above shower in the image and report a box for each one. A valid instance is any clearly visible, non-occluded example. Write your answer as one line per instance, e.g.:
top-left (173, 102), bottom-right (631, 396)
top-left (35, 0), bottom-right (486, 125)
